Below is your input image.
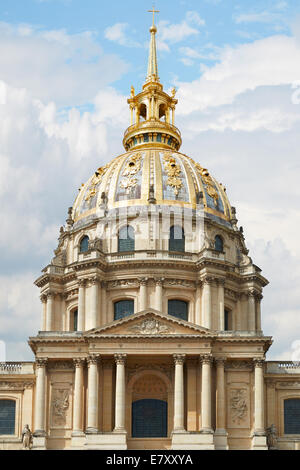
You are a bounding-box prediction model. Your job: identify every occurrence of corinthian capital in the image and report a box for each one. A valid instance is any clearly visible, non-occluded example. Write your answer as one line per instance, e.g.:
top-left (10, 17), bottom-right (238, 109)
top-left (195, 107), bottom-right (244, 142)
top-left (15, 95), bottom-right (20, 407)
top-left (200, 354), bottom-right (213, 365)
top-left (114, 354), bottom-right (127, 365)
top-left (253, 358), bottom-right (265, 368)
top-left (173, 354), bottom-right (186, 365)
top-left (36, 358), bottom-right (48, 368)
top-left (87, 355), bottom-right (100, 366)
top-left (73, 358), bottom-right (85, 368)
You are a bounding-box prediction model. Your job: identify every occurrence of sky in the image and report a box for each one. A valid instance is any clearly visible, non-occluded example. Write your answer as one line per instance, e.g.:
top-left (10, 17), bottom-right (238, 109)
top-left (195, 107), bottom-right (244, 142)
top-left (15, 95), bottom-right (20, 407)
top-left (0, 0), bottom-right (300, 361)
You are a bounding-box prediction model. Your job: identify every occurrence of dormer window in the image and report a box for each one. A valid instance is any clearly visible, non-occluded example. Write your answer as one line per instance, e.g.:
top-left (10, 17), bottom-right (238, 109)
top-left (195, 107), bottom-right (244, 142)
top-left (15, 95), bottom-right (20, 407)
top-left (80, 236), bottom-right (89, 253)
top-left (169, 225), bottom-right (185, 252)
top-left (215, 235), bottom-right (223, 252)
top-left (118, 226), bottom-right (135, 252)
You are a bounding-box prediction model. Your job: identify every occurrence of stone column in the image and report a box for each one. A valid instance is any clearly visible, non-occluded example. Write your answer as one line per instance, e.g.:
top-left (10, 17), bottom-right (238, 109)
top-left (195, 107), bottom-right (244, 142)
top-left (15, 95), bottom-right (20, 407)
top-left (40, 295), bottom-right (47, 331)
top-left (215, 358), bottom-right (226, 432)
top-left (253, 359), bottom-right (265, 434)
top-left (139, 278), bottom-right (147, 311)
top-left (155, 278), bottom-right (163, 312)
top-left (218, 279), bottom-right (225, 330)
top-left (86, 355), bottom-right (100, 433)
top-left (202, 279), bottom-right (212, 329)
top-left (235, 294), bottom-right (241, 330)
top-left (200, 355), bottom-right (213, 433)
top-left (248, 291), bottom-right (256, 331)
top-left (195, 282), bottom-right (201, 325)
top-left (77, 279), bottom-right (86, 331)
top-left (256, 294), bottom-right (262, 332)
top-left (266, 380), bottom-right (276, 427)
top-left (114, 354), bottom-right (127, 432)
top-left (101, 282), bottom-right (107, 325)
top-left (90, 278), bottom-right (99, 329)
top-left (46, 292), bottom-right (54, 331)
top-left (34, 358), bottom-right (47, 436)
top-left (60, 293), bottom-right (66, 331)
top-left (72, 359), bottom-right (85, 435)
top-left (173, 354), bottom-right (186, 432)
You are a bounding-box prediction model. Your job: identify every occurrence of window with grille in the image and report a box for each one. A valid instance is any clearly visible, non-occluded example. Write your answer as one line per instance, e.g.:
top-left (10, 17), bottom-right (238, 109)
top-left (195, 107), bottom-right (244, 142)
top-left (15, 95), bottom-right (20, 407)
top-left (284, 399), bottom-right (300, 434)
top-left (0, 400), bottom-right (16, 435)
top-left (80, 236), bottom-right (89, 253)
top-left (114, 300), bottom-right (134, 321)
top-left (168, 300), bottom-right (188, 321)
top-left (169, 226), bottom-right (185, 252)
top-left (132, 399), bottom-right (167, 438)
top-left (118, 226), bottom-right (135, 252)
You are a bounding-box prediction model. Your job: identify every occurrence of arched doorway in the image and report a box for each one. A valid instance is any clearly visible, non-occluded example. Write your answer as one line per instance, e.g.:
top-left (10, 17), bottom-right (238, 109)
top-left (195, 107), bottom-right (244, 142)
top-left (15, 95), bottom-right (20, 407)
top-left (130, 374), bottom-right (169, 439)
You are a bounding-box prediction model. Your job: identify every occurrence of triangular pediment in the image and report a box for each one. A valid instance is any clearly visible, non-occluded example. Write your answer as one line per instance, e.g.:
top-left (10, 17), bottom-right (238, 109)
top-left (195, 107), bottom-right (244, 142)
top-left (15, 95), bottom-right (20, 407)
top-left (85, 309), bottom-right (214, 337)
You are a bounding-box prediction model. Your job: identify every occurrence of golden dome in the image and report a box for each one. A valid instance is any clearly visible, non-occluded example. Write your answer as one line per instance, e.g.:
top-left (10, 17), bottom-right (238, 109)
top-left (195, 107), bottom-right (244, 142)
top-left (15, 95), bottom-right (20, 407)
top-left (72, 19), bottom-right (233, 228)
top-left (72, 149), bottom-right (232, 226)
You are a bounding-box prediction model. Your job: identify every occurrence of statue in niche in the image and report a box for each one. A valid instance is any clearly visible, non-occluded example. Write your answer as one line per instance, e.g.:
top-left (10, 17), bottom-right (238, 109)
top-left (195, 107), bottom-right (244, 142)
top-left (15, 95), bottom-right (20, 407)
top-left (22, 424), bottom-right (33, 450)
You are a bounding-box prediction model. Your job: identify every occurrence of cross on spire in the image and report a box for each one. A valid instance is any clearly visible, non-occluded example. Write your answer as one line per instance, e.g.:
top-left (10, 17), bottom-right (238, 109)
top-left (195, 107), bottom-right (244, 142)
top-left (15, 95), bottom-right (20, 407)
top-left (148, 5), bottom-right (159, 27)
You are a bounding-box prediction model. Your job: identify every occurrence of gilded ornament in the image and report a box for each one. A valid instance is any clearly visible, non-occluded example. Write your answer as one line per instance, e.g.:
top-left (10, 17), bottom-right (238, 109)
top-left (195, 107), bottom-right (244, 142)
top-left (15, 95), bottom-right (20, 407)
top-left (195, 163), bottom-right (219, 207)
top-left (163, 153), bottom-right (182, 196)
top-left (85, 164), bottom-right (109, 204)
top-left (120, 153), bottom-right (142, 194)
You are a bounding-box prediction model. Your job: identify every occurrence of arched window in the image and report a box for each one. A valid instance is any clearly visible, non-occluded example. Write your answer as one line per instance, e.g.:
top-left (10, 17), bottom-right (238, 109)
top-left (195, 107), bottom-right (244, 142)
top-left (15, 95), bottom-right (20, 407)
top-left (215, 235), bottom-right (223, 252)
top-left (73, 309), bottom-right (78, 332)
top-left (114, 300), bottom-right (134, 321)
top-left (169, 226), bottom-right (185, 253)
top-left (224, 309), bottom-right (230, 331)
top-left (0, 400), bottom-right (16, 435)
top-left (159, 103), bottom-right (166, 121)
top-left (118, 226), bottom-right (135, 252)
top-left (80, 236), bottom-right (89, 253)
top-left (168, 300), bottom-right (188, 321)
top-left (284, 399), bottom-right (300, 434)
top-left (139, 103), bottom-right (147, 121)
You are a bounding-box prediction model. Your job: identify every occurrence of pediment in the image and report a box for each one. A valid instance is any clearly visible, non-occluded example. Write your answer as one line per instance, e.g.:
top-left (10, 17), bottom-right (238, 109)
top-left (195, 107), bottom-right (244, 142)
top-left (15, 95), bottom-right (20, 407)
top-left (85, 309), bottom-right (214, 337)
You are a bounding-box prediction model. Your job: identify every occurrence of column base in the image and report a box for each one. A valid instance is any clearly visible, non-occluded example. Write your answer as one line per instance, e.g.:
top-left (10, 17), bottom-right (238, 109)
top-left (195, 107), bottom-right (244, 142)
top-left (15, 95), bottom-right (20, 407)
top-left (251, 432), bottom-right (268, 450)
top-left (171, 431), bottom-right (215, 450)
top-left (85, 427), bottom-right (99, 434)
top-left (71, 431), bottom-right (86, 449)
top-left (32, 434), bottom-right (47, 450)
top-left (85, 432), bottom-right (127, 450)
top-left (214, 429), bottom-right (229, 450)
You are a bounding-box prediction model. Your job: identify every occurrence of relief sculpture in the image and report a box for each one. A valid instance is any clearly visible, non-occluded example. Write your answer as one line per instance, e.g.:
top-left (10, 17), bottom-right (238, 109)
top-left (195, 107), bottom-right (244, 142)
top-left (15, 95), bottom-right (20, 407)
top-left (230, 389), bottom-right (248, 425)
top-left (52, 389), bottom-right (69, 426)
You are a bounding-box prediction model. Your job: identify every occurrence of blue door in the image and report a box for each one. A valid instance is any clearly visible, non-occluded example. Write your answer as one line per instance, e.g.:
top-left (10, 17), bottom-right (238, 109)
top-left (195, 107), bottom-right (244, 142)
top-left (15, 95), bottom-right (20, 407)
top-left (132, 399), bottom-right (167, 438)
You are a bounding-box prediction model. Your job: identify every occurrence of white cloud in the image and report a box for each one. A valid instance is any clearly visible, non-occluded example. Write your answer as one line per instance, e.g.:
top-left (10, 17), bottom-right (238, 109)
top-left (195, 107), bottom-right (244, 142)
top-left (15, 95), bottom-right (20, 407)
top-left (0, 22), bottom-right (128, 106)
top-left (235, 12), bottom-right (282, 25)
top-left (176, 34), bottom-right (300, 115)
top-left (104, 22), bottom-right (141, 48)
top-left (234, 2), bottom-right (288, 27)
top-left (179, 44), bottom-right (221, 66)
top-left (157, 11), bottom-right (205, 52)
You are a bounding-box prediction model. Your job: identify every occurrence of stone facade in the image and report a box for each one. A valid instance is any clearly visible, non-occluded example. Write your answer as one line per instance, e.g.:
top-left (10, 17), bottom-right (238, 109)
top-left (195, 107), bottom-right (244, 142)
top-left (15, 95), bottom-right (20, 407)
top-left (1, 19), bottom-right (300, 451)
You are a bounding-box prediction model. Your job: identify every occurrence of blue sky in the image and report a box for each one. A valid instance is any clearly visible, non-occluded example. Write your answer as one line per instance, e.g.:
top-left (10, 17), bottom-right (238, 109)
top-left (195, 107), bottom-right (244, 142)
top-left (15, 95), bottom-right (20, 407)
top-left (0, 0), bottom-right (300, 361)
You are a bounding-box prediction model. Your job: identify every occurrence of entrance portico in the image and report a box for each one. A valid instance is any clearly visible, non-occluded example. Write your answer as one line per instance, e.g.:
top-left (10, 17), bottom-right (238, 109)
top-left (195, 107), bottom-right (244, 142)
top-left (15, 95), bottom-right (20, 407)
top-left (29, 309), bottom-right (270, 450)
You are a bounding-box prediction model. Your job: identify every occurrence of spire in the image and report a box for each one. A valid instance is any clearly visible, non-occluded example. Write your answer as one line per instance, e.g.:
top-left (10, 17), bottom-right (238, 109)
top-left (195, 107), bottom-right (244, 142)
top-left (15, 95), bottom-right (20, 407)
top-left (123, 8), bottom-right (181, 152)
top-left (146, 6), bottom-right (159, 83)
